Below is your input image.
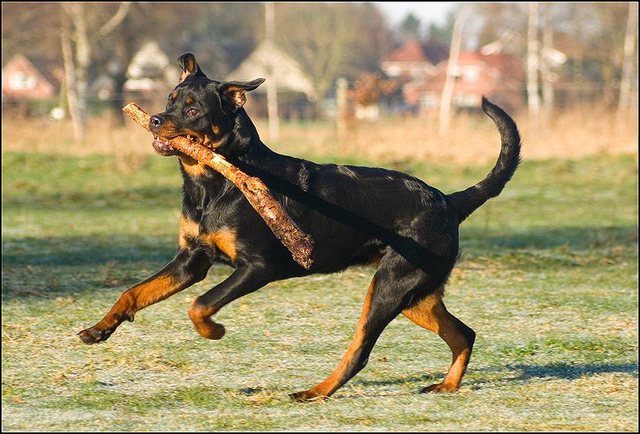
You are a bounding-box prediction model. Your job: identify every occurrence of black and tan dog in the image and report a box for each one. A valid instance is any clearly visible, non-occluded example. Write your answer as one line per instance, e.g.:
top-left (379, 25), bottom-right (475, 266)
top-left (79, 53), bottom-right (521, 401)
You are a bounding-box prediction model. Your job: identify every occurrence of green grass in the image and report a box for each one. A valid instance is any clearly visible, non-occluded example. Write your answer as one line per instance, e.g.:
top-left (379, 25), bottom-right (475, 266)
top-left (2, 151), bottom-right (638, 431)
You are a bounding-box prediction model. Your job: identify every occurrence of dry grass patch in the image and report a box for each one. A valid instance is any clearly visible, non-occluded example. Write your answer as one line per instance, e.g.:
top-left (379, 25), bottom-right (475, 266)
top-left (3, 105), bottom-right (637, 167)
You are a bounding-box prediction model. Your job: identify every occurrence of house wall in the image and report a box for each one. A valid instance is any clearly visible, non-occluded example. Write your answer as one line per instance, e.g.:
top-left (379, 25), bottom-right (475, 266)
top-left (2, 56), bottom-right (55, 100)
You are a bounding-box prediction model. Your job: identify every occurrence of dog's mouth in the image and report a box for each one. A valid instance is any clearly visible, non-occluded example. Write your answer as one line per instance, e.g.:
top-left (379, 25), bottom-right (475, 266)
top-left (152, 135), bottom-right (179, 156)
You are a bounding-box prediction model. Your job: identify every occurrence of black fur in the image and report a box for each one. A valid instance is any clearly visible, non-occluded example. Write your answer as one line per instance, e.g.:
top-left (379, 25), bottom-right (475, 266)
top-left (80, 53), bottom-right (521, 400)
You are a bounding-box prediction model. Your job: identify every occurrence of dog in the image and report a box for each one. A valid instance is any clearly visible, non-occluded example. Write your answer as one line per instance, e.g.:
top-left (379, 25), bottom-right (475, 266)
top-left (79, 53), bottom-right (521, 401)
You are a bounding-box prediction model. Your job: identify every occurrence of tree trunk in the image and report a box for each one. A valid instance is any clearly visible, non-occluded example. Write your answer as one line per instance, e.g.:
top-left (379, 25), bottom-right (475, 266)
top-left (618, 2), bottom-right (637, 113)
top-left (527, 2), bottom-right (540, 115)
top-left (265, 3), bottom-right (280, 141)
top-left (60, 12), bottom-right (83, 142)
top-left (541, 4), bottom-right (554, 111)
top-left (74, 5), bottom-right (91, 142)
top-left (439, 10), bottom-right (466, 137)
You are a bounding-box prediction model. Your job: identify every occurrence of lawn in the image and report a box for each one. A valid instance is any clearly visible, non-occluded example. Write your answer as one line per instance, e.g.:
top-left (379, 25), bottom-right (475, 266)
top-left (2, 151), bottom-right (638, 431)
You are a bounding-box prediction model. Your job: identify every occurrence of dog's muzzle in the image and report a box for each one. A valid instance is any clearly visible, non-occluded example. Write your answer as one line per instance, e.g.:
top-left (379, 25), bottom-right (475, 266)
top-left (152, 136), bottom-right (178, 156)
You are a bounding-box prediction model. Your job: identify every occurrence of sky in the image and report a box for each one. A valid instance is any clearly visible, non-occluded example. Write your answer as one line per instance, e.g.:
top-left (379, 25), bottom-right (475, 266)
top-left (373, 1), bottom-right (454, 27)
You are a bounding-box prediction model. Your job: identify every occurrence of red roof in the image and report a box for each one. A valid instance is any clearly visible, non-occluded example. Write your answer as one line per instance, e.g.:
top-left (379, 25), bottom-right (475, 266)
top-left (384, 40), bottom-right (429, 63)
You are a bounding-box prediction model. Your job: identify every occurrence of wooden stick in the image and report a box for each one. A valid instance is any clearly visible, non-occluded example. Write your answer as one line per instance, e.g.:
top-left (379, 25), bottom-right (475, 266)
top-left (123, 103), bottom-right (314, 270)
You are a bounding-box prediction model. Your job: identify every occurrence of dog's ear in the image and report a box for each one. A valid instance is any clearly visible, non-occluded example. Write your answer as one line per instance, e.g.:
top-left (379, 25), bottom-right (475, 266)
top-left (177, 53), bottom-right (205, 83)
top-left (218, 78), bottom-right (265, 114)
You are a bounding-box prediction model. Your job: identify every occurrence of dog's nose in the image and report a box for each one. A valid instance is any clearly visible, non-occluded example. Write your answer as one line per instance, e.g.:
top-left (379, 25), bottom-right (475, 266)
top-left (150, 115), bottom-right (164, 128)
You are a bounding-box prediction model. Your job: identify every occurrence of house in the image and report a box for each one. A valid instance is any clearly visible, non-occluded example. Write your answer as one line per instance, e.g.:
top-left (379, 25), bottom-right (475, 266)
top-left (380, 39), bottom-right (448, 80)
top-left (2, 54), bottom-right (59, 100)
top-left (403, 51), bottom-right (525, 113)
top-left (381, 39), bottom-right (437, 80)
top-left (124, 41), bottom-right (174, 92)
top-left (121, 41), bottom-right (175, 112)
top-left (2, 54), bottom-right (63, 116)
top-left (377, 39), bottom-right (450, 115)
top-left (225, 39), bottom-right (315, 119)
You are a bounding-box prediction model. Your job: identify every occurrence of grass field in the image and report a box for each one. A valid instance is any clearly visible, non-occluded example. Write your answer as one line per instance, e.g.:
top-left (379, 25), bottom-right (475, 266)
top-left (2, 148), bottom-right (638, 431)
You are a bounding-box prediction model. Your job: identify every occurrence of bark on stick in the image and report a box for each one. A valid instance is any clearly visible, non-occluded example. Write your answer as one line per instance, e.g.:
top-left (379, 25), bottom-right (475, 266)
top-left (123, 102), bottom-right (314, 270)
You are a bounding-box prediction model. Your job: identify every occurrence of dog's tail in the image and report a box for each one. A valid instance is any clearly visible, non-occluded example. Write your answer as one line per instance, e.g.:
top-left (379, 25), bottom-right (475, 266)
top-left (447, 97), bottom-right (521, 223)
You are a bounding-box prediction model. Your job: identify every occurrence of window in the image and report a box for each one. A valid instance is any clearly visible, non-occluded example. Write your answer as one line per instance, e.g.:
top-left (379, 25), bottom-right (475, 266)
top-left (421, 92), bottom-right (438, 109)
top-left (9, 72), bottom-right (36, 90)
top-left (463, 67), bottom-right (479, 82)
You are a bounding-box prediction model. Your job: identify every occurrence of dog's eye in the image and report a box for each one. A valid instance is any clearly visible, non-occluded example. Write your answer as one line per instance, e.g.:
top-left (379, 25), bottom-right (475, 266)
top-left (187, 107), bottom-right (199, 116)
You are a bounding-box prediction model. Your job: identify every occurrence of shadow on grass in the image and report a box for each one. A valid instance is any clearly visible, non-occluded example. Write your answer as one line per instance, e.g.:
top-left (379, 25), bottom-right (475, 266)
top-left (511, 362), bottom-right (638, 380)
top-left (2, 224), bottom-right (636, 300)
top-left (352, 362), bottom-right (638, 395)
top-left (2, 234), bottom-right (179, 300)
top-left (4, 185), bottom-right (181, 210)
top-left (462, 224), bottom-right (637, 252)
top-left (3, 234), bottom-right (175, 267)
top-left (462, 362), bottom-right (639, 392)
top-left (351, 373), bottom-right (440, 389)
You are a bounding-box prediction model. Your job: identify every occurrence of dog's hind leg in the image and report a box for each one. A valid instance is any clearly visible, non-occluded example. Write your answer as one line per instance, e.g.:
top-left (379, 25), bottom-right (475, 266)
top-left (290, 262), bottom-right (412, 402)
top-left (402, 287), bottom-right (476, 393)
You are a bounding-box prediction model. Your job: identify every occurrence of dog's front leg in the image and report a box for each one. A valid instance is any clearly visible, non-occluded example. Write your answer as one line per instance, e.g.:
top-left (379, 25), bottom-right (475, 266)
top-left (78, 247), bottom-right (212, 344)
top-left (188, 265), bottom-right (273, 340)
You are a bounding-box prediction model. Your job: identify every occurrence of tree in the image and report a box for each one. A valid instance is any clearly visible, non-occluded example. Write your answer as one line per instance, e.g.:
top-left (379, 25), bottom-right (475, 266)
top-left (469, 3), bottom-right (629, 108)
top-left (2, 3), bottom-right (61, 62)
top-left (274, 3), bottom-right (355, 117)
top-left (399, 13), bottom-right (422, 42)
top-left (274, 3), bottom-right (394, 117)
top-left (426, 11), bottom-right (456, 45)
top-left (349, 3), bottom-right (395, 74)
top-left (60, 3), bottom-right (131, 142)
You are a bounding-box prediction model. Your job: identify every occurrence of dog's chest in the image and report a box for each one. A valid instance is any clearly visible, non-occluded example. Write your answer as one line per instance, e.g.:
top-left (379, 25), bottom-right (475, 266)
top-left (179, 213), bottom-right (237, 262)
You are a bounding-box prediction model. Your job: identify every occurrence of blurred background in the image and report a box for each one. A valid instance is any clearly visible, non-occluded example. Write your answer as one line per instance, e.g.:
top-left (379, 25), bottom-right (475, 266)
top-left (2, 2), bottom-right (637, 164)
top-left (2, 4), bottom-right (638, 431)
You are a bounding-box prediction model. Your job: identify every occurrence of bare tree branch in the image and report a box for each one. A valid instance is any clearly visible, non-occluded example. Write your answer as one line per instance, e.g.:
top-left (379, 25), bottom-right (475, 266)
top-left (98, 2), bottom-right (132, 37)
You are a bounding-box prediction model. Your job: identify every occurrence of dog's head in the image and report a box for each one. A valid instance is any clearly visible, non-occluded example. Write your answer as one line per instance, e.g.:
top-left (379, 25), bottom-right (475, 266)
top-left (149, 53), bottom-right (264, 156)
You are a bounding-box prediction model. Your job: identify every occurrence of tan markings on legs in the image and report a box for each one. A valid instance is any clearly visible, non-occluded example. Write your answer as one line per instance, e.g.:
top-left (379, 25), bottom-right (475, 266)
top-left (179, 213), bottom-right (200, 248)
top-left (201, 229), bottom-right (237, 261)
top-left (188, 299), bottom-right (225, 340)
top-left (90, 274), bottom-right (180, 332)
top-left (295, 277), bottom-right (376, 401)
top-left (402, 287), bottom-right (474, 392)
top-left (127, 275), bottom-right (182, 310)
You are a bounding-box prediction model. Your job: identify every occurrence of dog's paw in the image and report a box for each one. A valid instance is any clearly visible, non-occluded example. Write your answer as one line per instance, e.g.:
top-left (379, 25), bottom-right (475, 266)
top-left (203, 323), bottom-right (225, 340)
top-left (289, 389), bottom-right (327, 403)
top-left (420, 382), bottom-right (458, 393)
top-left (192, 319), bottom-right (226, 340)
top-left (77, 326), bottom-right (113, 344)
